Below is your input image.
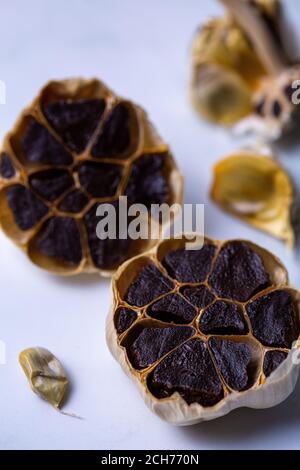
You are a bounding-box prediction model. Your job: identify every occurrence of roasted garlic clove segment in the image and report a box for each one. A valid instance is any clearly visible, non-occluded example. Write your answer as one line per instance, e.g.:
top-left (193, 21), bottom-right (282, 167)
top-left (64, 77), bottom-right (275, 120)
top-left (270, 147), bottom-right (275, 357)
top-left (19, 347), bottom-right (69, 409)
top-left (190, 1), bottom-right (279, 126)
top-left (210, 151), bottom-right (295, 246)
top-left (106, 235), bottom-right (300, 425)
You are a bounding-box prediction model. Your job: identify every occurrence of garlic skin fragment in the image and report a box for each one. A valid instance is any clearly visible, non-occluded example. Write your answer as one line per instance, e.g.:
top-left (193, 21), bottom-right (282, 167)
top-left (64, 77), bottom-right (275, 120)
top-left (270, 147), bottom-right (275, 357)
top-left (210, 151), bottom-right (295, 246)
top-left (19, 347), bottom-right (69, 409)
top-left (191, 61), bottom-right (253, 126)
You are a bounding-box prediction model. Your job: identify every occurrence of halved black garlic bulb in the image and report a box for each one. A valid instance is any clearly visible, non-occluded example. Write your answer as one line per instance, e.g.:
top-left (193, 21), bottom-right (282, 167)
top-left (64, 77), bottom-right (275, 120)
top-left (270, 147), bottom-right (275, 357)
top-left (0, 79), bottom-right (182, 275)
top-left (107, 235), bottom-right (300, 425)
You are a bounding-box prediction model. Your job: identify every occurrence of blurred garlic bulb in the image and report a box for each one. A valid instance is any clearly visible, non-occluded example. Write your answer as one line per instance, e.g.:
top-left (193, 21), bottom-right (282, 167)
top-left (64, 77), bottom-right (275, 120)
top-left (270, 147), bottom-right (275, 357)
top-left (221, 0), bottom-right (300, 140)
top-left (191, 0), bottom-right (300, 140)
top-left (190, 0), bottom-right (286, 129)
top-left (210, 150), bottom-right (295, 246)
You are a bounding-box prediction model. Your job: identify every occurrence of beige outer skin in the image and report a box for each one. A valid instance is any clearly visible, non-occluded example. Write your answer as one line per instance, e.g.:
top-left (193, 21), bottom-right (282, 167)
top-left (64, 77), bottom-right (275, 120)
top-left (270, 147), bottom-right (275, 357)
top-left (0, 78), bottom-right (183, 277)
top-left (106, 236), bottom-right (300, 426)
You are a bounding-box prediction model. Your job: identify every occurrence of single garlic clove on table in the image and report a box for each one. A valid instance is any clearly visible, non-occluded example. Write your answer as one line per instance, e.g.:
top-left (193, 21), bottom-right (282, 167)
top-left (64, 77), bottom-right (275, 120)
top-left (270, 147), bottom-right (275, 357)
top-left (19, 347), bottom-right (69, 409)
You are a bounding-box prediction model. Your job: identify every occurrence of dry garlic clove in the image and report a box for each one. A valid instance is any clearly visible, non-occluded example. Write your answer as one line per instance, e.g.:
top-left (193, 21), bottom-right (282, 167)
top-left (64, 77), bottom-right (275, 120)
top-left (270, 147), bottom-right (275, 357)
top-left (190, 1), bottom-right (279, 126)
top-left (19, 347), bottom-right (69, 409)
top-left (210, 151), bottom-right (295, 246)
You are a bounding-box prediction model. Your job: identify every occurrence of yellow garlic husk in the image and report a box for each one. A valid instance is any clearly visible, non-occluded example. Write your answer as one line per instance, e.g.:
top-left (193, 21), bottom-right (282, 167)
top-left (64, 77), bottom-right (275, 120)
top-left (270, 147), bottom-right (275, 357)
top-left (210, 151), bottom-right (295, 247)
top-left (190, 0), bottom-right (279, 126)
top-left (191, 62), bottom-right (253, 126)
top-left (257, 0), bottom-right (281, 17)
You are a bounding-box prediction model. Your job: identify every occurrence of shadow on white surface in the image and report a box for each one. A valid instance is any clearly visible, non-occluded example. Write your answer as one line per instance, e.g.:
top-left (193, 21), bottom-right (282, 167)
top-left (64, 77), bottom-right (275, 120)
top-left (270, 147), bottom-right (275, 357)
top-left (179, 378), bottom-right (300, 448)
top-left (47, 272), bottom-right (105, 287)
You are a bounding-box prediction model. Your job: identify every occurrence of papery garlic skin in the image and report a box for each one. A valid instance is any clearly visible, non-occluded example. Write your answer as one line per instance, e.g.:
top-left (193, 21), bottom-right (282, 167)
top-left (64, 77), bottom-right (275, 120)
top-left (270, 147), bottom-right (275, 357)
top-left (191, 61), bottom-right (253, 125)
top-left (210, 151), bottom-right (295, 247)
top-left (190, 13), bottom-right (269, 126)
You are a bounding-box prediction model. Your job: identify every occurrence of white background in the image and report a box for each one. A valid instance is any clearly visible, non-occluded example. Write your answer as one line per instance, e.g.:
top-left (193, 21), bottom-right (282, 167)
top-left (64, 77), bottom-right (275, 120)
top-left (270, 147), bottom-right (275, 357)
top-left (1, 0), bottom-right (300, 450)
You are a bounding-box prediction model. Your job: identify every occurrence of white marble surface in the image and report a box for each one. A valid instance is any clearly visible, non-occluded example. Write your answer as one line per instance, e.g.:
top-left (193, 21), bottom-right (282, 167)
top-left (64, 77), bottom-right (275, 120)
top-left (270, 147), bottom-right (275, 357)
top-left (1, 0), bottom-right (300, 450)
